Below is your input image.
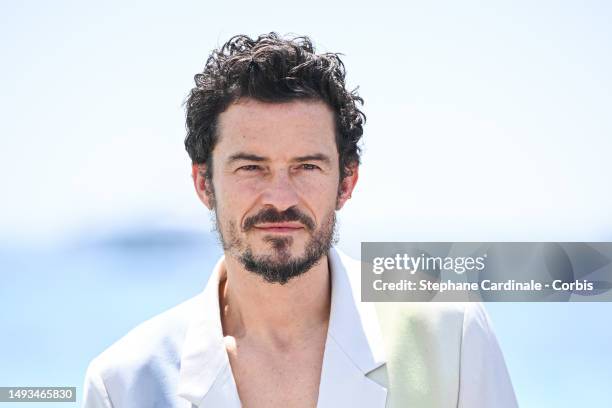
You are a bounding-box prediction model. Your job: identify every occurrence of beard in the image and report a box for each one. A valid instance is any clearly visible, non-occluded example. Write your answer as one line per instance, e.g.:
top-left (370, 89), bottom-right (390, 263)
top-left (213, 205), bottom-right (338, 285)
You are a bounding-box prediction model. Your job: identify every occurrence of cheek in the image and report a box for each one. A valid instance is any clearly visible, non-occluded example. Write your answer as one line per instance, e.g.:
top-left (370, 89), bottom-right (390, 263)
top-left (294, 172), bottom-right (339, 194)
top-left (308, 182), bottom-right (341, 216)
top-left (214, 179), bottom-right (259, 221)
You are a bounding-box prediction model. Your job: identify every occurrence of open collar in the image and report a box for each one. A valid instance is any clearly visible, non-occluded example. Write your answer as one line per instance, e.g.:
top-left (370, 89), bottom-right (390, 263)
top-left (177, 247), bottom-right (387, 407)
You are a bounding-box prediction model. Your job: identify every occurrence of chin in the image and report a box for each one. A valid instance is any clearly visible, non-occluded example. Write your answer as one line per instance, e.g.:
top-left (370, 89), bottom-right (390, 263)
top-left (256, 239), bottom-right (306, 257)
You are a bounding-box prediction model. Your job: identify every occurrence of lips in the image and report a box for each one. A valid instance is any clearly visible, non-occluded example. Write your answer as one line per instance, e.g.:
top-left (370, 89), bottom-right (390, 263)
top-left (253, 223), bottom-right (304, 232)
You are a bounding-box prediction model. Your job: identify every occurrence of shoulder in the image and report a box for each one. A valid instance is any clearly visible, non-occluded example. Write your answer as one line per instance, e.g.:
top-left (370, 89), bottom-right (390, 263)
top-left (83, 294), bottom-right (203, 405)
top-left (94, 294), bottom-right (200, 371)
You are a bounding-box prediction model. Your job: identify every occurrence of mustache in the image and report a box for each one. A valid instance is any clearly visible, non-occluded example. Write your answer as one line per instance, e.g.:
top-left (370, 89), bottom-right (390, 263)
top-left (243, 207), bottom-right (316, 232)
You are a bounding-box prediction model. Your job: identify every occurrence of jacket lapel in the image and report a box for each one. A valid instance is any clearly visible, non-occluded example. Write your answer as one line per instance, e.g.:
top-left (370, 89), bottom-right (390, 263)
top-left (316, 248), bottom-right (388, 408)
top-left (177, 257), bottom-right (241, 407)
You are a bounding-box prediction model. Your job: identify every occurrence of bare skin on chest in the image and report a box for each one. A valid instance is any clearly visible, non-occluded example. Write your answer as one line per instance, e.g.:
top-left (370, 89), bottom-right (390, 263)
top-left (218, 261), bottom-right (331, 408)
top-left (224, 324), bottom-right (328, 408)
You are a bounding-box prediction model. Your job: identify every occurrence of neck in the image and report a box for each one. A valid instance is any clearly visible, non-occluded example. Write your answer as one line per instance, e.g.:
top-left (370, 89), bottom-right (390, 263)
top-left (219, 253), bottom-right (332, 349)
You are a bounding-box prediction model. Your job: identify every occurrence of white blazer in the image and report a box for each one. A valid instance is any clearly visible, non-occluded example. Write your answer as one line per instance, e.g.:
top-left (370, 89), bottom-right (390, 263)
top-left (82, 247), bottom-right (518, 407)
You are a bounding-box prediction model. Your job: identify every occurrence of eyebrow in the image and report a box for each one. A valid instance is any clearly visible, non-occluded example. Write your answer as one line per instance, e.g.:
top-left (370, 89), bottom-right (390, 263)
top-left (293, 154), bottom-right (332, 165)
top-left (227, 153), bottom-right (267, 164)
top-left (227, 152), bottom-right (332, 165)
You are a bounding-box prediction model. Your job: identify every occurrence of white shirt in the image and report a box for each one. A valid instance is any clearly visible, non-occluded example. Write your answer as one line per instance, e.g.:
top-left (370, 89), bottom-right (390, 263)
top-left (82, 247), bottom-right (518, 407)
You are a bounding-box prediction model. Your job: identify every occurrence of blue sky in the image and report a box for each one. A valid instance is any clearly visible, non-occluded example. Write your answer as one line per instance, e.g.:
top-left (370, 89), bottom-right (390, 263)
top-left (1, 0), bottom-right (611, 244)
top-left (1, 1), bottom-right (611, 406)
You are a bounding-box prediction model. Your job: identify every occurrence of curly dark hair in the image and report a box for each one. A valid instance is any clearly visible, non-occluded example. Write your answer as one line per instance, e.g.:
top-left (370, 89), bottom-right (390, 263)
top-left (183, 32), bottom-right (365, 183)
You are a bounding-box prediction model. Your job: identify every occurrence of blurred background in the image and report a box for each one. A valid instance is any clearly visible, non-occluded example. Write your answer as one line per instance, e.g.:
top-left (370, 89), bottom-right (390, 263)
top-left (1, 1), bottom-right (611, 406)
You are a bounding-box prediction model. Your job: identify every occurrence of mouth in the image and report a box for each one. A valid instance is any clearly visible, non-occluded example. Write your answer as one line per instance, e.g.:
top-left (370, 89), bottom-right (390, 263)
top-left (253, 222), bottom-right (305, 233)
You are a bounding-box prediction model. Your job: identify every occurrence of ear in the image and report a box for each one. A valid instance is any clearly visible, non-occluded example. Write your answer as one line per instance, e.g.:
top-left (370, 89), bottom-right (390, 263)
top-left (336, 164), bottom-right (359, 210)
top-left (191, 163), bottom-right (214, 210)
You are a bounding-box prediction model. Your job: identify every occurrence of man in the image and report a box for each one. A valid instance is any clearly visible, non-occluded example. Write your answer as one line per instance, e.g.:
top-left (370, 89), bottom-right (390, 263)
top-left (83, 33), bottom-right (518, 407)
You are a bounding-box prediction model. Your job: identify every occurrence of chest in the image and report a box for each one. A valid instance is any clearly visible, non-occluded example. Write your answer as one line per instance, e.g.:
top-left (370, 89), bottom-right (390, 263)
top-left (225, 336), bottom-right (326, 408)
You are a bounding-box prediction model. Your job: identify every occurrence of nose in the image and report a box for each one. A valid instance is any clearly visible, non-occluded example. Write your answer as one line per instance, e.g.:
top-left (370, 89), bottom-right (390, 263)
top-left (260, 169), bottom-right (300, 212)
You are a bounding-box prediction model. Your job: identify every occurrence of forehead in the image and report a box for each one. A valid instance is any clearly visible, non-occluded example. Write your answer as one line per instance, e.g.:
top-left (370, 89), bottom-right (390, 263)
top-left (214, 98), bottom-right (338, 160)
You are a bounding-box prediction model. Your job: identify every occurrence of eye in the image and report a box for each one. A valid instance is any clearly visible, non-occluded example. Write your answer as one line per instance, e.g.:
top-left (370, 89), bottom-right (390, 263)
top-left (237, 164), bottom-right (262, 172)
top-left (300, 163), bottom-right (320, 171)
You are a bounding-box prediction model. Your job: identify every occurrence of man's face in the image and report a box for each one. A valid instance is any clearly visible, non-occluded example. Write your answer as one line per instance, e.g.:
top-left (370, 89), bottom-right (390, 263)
top-left (192, 99), bottom-right (357, 284)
